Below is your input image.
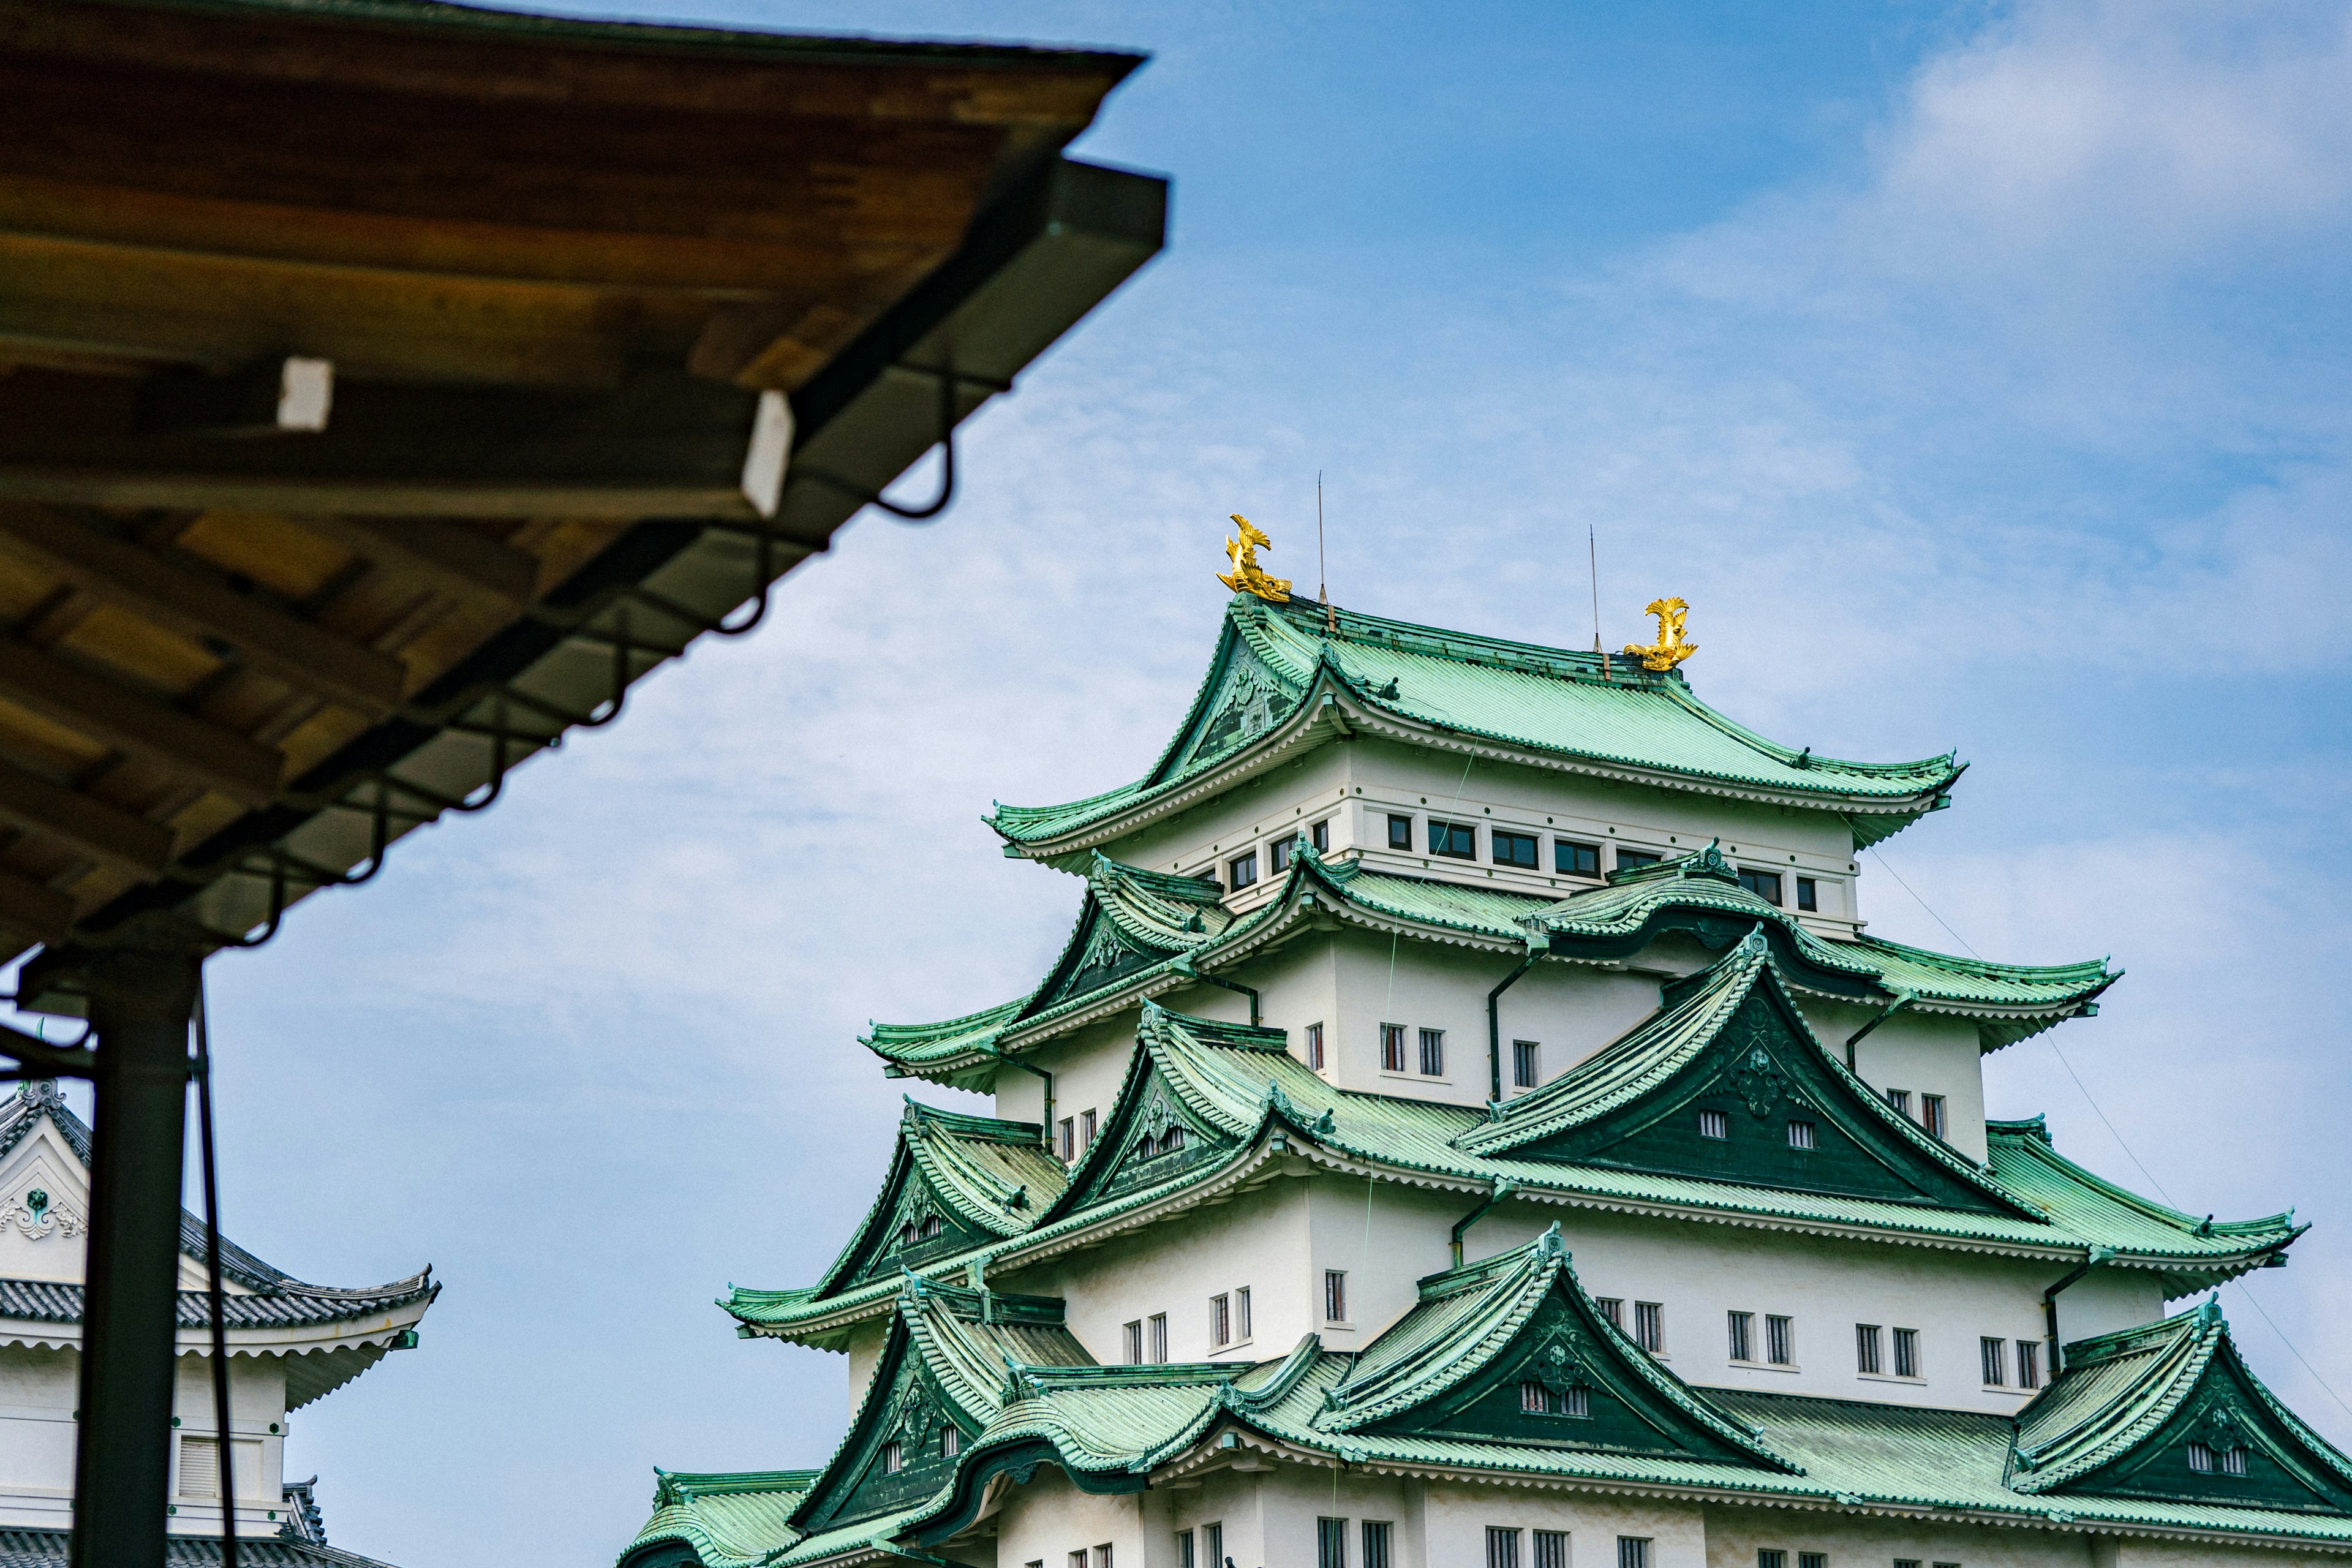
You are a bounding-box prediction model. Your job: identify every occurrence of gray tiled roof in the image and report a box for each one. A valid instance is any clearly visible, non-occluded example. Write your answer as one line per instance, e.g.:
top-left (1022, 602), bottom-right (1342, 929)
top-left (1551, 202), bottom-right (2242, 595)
top-left (0, 1528), bottom-right (398, 1567)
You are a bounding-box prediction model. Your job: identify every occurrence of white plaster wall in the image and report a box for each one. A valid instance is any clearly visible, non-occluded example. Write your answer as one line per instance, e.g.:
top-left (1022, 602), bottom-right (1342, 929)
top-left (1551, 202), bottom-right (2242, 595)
top-left (844, 1320), bottom-right (888, 1419)
top-left (994, 1466), bottom-right (1148, 1568)
top-left (167, 1351), bottom-right (290, 1533)
top-left (0, 1345), bottom-right (75, 1530)
top-left (1806, 1004), bottom-right (1994, 1164)
top-left (1107, 747), bottom-right (1355, 881)
top-left (1467, 1202), bottom-right (2165, 1415)
top-left (1425, 1478), bottom-right (1708, 1568)
top-left (996, 1182), bottom-right (1303, 1368)
top-left (1697, 1505), bottom-right (2313, 1568)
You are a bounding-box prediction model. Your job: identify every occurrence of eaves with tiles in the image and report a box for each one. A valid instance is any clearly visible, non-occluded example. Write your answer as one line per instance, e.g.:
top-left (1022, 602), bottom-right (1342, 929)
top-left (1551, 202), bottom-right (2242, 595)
top-left (622, 530), bottom-right (2344, 1568)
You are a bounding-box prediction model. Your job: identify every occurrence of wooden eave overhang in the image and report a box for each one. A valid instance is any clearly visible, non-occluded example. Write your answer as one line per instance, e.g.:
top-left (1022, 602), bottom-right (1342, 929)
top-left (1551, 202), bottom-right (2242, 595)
top-left (0, 0), bottom-right (1165, 1002)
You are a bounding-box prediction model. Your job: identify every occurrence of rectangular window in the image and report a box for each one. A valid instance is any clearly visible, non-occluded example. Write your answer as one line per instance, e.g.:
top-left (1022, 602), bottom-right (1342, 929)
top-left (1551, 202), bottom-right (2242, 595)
top-left (1894, 1326), bottom-right (1919, 1379)
top-left (1767, 1314), bottom-right (1794, 1365)
top-left (1894, 1561), bottom-right (1922, 1568)
top-left (1311, 818), bottom-right (1330, 853)
top-left (1388, 813), bottom-right (1414, 850)
top-left (1856, 1324), bottom-right (1883, 1375)
top-left (1319, 1518), bottom-right (1349, 1568)
top-left (178, 1436), bottom-right (220, 1498)
top-left (1533, 1532), bottom-right (1569, 1568)
top-left (1228, 851), bottom-right (1259, 889)
top-left (1486, 1527), bottom-right (1521, 1568)
top-left (1381, 1022), bottom-right (1408, 1072)
top-left (1080, 1108), bottom-right (1098, 1151)
top-left (1175, 1531), bottom-right (1193, 1568)
top-left (1635, 1301), bottom-right (1665, 1353)
top-left (1981, 1335), bottom-right (2008, 1385)
top-left (2224, 1446), bottom-right (2248, 1476)
top-left (1555, 839), bottom-right (1600, 876)
top-left (1361, 1521), bottom-right (1392, 1568)
top-left (1270, 837), bottom-right (1293, 874)
top-left (1203, 1524), bottom-right (1223, 1568)
top-left (1596, 1297), bottom-right (1625, 1330)
top-left (942, 1427), bottom-right (960, 1458)
top-left (1419, 1028), bottom-right (1446, 1077)
top-left (1735, 867), bottom-right (1782, 905)
top-left (1521, 1379), bottom-right (1547, 1412)
top-left (1095, 1547), bottom-right (1113, 1568)
top-left (1787, 1118), bottom-right (1816, 1150)
top-left (1493, 829), bottom-right (1539, 869)
top-left (2018, 1339), bottom-right (2041, 1389)
top-left (1210, 1294), bottom-right (1231, 1347)
top-left (2189, 1441), bottom-right (2217, 1472)
top-left (1123, 1321), bottom-right (1142, 1364)
top-left (1069, 1553), bottom-right (1087, 1568)
top-left (1922, 1094), bottom-right (1947, 1140)
top-left (1305, 1021), bottom-right (1325, 1070)
top-left (1237, 1287), bottom-right (1251, 1340)
top-left (1885, 1088), bottom-right (1912, 1118)
top-left (1728, 1311), bottom-right (1754, 1362)
top-left (1148, 1313), bottom-right (1168, 1363)
top-left (1325, 1269), bottom-right (1348, 1323)
top-left (1795, 876), bottom-right (1819, 912)
top-left (883, 1441), bottom-right (903, 1474)
top-left (1430, 819), bottom-right (1477, 859)
top-left (1759, 1553), bottom-right (1787, 1568)
top-left (1512, 1039), bottom-right (1540, 1089)
top-left (1617, 1539), bottom-right (1651, 1568)
top-left (1798, 1556), bottom-right (1827, 1568)
top-left (1615, 848), bottom-right (1662, 871)
top-left (1057, 1118), bottom-right (1075, 1162)
top-left (1698, 1107), bottom-right (1728, 1139)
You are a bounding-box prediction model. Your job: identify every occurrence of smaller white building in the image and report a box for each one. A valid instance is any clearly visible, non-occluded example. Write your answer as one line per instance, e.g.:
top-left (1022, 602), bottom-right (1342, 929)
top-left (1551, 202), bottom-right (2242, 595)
top-left (0, 1080), bottom-right (434, 1563)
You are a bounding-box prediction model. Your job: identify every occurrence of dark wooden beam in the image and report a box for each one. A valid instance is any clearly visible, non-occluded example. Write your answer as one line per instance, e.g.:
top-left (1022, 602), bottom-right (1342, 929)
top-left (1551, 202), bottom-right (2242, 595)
top-left (0, 755), bottom-right (170, 875)
top-left (0, 862), bottom-right (69, 943)
top-left (0, 505), bottom-right (408, 714)
top-left (0, 637), bottom-right (283, 805)
top-left (295, 519), bottom-right (541, 608)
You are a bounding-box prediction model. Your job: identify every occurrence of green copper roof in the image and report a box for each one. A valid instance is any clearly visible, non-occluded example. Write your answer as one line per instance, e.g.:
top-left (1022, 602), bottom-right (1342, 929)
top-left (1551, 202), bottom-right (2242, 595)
top-left (2012, 1301), bottom-right (2352, 1512)
top-left (989, 595), bottom-right (1962, 854)
top-left (741, 1004), bottom-right (2293, 1344)
top-left (622, 1469), bottom-right (820, 1568)
top-left (862, 845), bottom-right (2114, 1093)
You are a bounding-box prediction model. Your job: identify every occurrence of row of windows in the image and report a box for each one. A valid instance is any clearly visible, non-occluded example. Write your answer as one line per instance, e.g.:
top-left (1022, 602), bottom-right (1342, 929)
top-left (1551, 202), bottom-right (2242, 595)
top-left (2188, 1441), bottom-right (2252, 1475)
top-left (1755, 1555), bottom-right (1830, 1568)
top-left (1121, 1314), bottom-right (1167, 1364)
top-left (1311, 1022), bottom-right (1545, 1088)
top-left (1485, 1529), bottom-right (1641, 1568)
top-left (878, 1425), bottom-right (960, 1474)
top-left (1590, 1297), bottom-right (1666, 1352)
top-left (1174, 1521), bottom-right (1234, 1568)
top-left (1378, 1022), bottom-right (1448, 1077)
top-left (1209, 1287), bottom-right (1252, 1348)
top-left (1596, 1299), bottom-right (2042, 1390)
top-left (1031, 1548), bottom-right (1111, 1568)
top-left (1225, 818), bottom-right (1332, 891)
top-left (1882, 1088), bottom-right (1950, 1140)
top-left (1124, 1289), bottom-right (1256, 1363)
top-left (1312, 1518), bottom-right (1396, 1568)
top-left (1054, 1108), bottom-right (1099, 1164)
top-left (1695, 1107), bottom-right (1818, 1148)
top-left (1382, 813), bottom-right (1825, 910)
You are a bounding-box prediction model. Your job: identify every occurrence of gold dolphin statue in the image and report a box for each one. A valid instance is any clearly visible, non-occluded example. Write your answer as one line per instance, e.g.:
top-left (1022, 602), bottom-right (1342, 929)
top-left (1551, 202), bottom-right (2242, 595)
top-left (1623, 597), bottom-right (1697, 671)
top-left (1218, 514), bottom-right (1292, 603)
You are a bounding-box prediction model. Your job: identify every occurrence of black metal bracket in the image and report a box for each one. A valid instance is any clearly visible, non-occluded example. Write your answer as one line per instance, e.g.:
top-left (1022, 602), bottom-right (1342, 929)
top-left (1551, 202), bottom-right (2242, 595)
top-left (794, 362), bottom-right (992, 524)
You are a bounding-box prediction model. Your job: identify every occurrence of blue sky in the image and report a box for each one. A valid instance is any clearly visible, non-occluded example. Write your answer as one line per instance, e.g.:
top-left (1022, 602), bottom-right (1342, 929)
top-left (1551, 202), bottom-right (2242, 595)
top-left (39, 2), bottom-right (2352, 1562)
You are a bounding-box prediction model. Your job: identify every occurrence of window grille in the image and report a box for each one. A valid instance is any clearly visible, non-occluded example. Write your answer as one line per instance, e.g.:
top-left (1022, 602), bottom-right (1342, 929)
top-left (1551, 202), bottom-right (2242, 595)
top-left (1562, 1385), bottom-right (1588, 1417)
top-left (1894, 1327), bottom-right (1918, 1378)
top-left (1616, 1539), bottom-right (1651, 1568)
top-left (1894, 1560), bottom-right (1921, 1568)
top-left (1766, 1314), bottom-right (1793, 1365)
top-left (2188, 1441), bottom-right (2214, 1472)
top-left (1981, 1336), bottom-right (2008, 1386)
top-left (1520, 1380), bottom-right (1547, 1413)
top-left (1311, 819), bottom-right (1330, 853)
top-left (1228, 851), bottom-right (1258, 889)
top-left (2018, 1340), bottom-right (2040, 1389)
top-left (1758, 1553), bottom-right (1786, 1568)
top-left (1634, 1301), bottom-right (1665, 1352)
top-left (1512, 1039), bottom-right (1540, 1089)
top-left (942, 1427), bottom-right (960, 1458)
top-left (1596, 1297), bottom-right (1625, 1330)
top-left (1068, 1551), bottom-right (1087, 1568)
top-left (1856, 1324), bottom-right (1883, 1375)
top-left (1058, 1118), bottom-right (1075, 1162)
top-left (1148, 1314), bottom-right (1167, 1363)
top-left (1555, 839), bottom-right (1600, 876)
top-left (178, 1436), bottom-right (219, 1499)
top-left (1305, 1021), bottom-right (1325, 1070)
top-left (1123, 1320), bottom-right (1143, 1363)
top-left (1787, 1119), bottom-right (1815, 1150)
top-left (1203, 1523), bottom-right (1223, 1568)
top-left (1798, 1556), bottom-right (1826, 1568)
top-left (1493, 829), bottom-right (1539, 869)
top-left (2225, 1446), bottom-right (2248, 1475)
top-left (1237, 1287), bottom-right (1251, 1340)
top-left (1325, 1270), bottom-right (1348, 1322)
top-left (1319, 1517), bottom-right (1349, 1568)
top-left (1885, 1088), bottom-right (1912, 1118)
top-left (1698, 1107), bottom-right (1728, 1139)
top-left (1728, 1311), bottom-right (1754, 1362)
top-left (1362, 1521), bottom-right (1392, 1568)
top-left (1430, 820), bottom-right (1477, 859)
top-left (1533, 1531), bottom-right (1568, 1568)
top-left (1094, 1545), bottom-right (1112, 1568)
top-left (1210, 1294), bottom-right (1231, 1347)
top-left (1080, 1109), bottom-right (1097, 1150)
top-left (1735, 867), bottom-right (1782, 905)
top-left (1485, 1526), bottom-right (1521, 1568)
top-left (1387, 813), bottom-right (1414, 850)
top-left (1795, 876), bottom-right (1818, 911)
top-left (1158, 1126), bottom-right (1186, 1156)
top-left (1175, 1531), bottom-right (1193, 1568)
top-left (1616, 848), bottom-right (1661, 870)
top-left (1921, 1095), bottom-right (1947, 1139)
top-left (882, 1442), bottom-right (902, 1474)
top-left (1418, 1028), bottom-right (1445, 1077)
top-left (1381, 1023), bottom-right (1408, 1072)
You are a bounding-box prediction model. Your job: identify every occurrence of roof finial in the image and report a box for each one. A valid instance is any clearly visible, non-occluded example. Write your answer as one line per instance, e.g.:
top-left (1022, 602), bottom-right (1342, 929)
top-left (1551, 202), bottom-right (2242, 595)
top-left (1623, 597), bottom-right (1697, 672)
top-left (1218, 516), bottom-right (1291, 603)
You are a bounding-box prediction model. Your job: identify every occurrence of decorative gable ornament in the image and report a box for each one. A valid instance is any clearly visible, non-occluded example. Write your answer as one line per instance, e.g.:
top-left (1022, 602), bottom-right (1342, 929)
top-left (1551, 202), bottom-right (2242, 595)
top-left (0, 1185), bottom-right (82, 1240)
top-left (1732, 1043), bottom-right (1785, 1118)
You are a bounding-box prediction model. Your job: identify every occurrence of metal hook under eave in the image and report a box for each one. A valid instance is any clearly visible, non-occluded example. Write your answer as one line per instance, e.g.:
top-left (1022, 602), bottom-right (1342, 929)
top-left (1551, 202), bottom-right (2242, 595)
top-left (450, 695), bottom-right (515, 813)
top-left (216, 851), bottom-right (291, 949)
top-left (712, 528), bottom-right (775, 638)
top-left (573, 612), bottom-right (632, 730)
top-left (796, 362), bottom-right (961, 524)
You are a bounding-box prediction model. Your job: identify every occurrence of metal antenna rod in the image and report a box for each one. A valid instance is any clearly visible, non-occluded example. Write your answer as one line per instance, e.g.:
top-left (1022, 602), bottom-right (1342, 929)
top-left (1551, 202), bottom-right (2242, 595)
top-left (1588, 524), bottom-right (1600, 652)
top-left (1317, 472), bottom-right (1335, 634)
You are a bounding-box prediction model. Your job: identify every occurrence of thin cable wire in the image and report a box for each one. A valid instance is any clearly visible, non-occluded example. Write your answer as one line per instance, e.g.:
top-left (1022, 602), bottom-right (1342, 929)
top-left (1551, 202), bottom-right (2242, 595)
top-left (1847, 816), bottom-right (2352, 1422)
top-left (195, 976), bottom-right (239, 1567)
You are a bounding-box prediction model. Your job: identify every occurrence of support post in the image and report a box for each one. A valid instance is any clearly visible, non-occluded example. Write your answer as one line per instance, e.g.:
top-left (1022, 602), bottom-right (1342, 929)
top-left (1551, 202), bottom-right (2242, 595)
top-left (69, 944), bottom-right (200, 1568)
